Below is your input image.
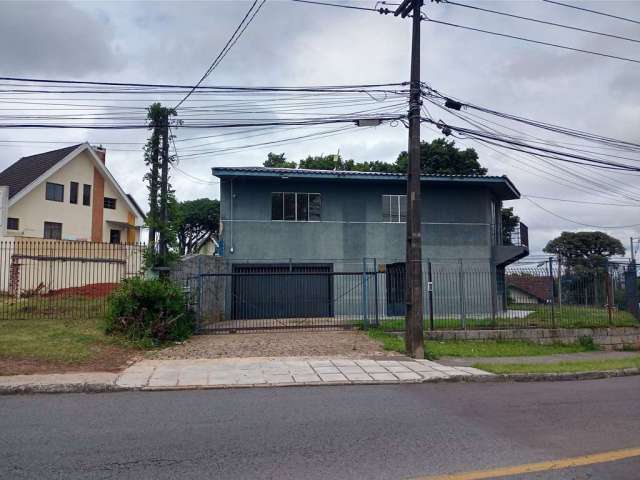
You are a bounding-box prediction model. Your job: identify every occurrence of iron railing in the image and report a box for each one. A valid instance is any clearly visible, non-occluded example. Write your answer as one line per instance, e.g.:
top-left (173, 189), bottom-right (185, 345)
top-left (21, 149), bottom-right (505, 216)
top-left (508, 222), bottom-right (529, 248)
top-left (179, 258), bottom-right (639, 333)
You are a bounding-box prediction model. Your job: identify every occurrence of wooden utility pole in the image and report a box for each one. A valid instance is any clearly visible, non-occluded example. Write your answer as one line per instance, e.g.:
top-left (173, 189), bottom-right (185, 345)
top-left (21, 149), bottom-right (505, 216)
top-left (158, 110), bottom-right (170, 269)
top-left (395, 0), bottom-right (424, 358)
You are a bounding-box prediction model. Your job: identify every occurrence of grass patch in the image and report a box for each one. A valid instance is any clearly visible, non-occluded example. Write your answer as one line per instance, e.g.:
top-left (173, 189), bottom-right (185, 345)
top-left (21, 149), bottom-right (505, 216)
top-left (475, 356), bottom-right (640, 374)
top-left (374, 304), bottom-right (637, 331)
top-left (0, 296), bottom-right (135, 369)
top-left (367, 328), bottom-right (596, 359)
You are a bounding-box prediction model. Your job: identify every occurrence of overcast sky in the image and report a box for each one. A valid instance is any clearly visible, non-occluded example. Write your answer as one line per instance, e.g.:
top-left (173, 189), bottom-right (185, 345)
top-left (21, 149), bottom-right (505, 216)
top-left (0, 0), bottom-right (639, 257)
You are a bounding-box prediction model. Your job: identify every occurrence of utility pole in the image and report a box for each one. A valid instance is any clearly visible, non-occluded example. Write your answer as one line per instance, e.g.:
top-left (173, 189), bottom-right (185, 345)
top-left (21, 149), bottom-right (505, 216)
top-left (630, 237), bottom-right (636, 264)
top-left (148, 125), bottom-right (161, 256)
top-left (158, 109), bottom-right (170, 272)
top-left (395, 0), bottom-right (424, 358)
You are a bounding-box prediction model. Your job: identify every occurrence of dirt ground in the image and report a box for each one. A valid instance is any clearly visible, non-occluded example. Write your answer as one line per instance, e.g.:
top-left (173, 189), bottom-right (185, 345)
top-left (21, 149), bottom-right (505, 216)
top-left (0, 345), bottom-right (139, 376)
top-left (148, 331), bottom-right (401, 360)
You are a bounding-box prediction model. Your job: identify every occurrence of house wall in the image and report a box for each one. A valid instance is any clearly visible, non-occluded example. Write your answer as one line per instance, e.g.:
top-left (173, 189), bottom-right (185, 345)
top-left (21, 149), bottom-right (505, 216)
top-left (508, 287), bottom-right (540, 304)
top-left (217, 176), bottom-right (504, 318)
top-left (6, 150), bottom-right (139, 242)
top-left (220, 176), bottom-right (496, 264)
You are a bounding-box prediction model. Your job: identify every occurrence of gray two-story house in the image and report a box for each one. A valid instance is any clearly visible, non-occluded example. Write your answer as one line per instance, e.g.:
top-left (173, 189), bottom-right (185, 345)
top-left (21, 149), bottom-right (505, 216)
top-left (212, 166), bottom-right (528, 322)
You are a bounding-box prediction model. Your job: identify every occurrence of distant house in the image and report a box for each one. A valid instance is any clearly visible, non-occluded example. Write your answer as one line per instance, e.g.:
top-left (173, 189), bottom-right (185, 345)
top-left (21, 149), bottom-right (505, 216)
top-left (507, 274), bottom-right (553, 304)
top-left (0, 143), bottom-right (144, 243)
top-left (212, 166), bottom-right (529, 319)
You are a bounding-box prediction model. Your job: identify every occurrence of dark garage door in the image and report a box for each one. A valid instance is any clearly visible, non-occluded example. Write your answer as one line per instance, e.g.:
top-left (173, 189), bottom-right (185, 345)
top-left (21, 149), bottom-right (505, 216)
top-left (232, 264), bottom-right (333, 320)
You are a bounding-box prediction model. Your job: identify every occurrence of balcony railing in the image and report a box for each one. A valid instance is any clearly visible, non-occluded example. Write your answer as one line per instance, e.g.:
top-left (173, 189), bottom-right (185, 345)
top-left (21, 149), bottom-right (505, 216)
top-left (508, 222), bottom-right (529, 248)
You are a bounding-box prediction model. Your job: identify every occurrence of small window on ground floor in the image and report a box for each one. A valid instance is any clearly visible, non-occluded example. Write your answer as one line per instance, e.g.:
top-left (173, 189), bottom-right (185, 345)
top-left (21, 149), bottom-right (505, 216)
top-left (7, 217), bottom-right (19, 230)
top-left (109, 229), bottom-right (121, 244)
top-left (43, 221), bottom-right (62, 240)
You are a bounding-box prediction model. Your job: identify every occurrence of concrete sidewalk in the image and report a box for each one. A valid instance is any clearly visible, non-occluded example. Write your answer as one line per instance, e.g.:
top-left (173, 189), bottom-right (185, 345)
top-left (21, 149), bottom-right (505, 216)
top-left (0, 358), bottom-right (491, 393)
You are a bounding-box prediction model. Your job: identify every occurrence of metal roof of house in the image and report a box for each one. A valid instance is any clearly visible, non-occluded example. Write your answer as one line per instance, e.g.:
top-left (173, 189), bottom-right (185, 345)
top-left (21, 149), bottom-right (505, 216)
top-left (0, 144), bottom-right (82, 198)
top-left (211, 166), bottom-right (520, 200)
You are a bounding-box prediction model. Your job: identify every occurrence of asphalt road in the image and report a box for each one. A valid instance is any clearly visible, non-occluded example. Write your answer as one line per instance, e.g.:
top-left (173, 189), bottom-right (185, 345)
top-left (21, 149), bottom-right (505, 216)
top-left (1, 377), bottom-right (639, 479)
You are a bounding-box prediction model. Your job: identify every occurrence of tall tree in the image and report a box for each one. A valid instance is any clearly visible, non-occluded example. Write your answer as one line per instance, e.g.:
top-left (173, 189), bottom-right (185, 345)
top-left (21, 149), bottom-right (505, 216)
top-left (543, 231), bottom-right (625, 270)
top-left (174, 198), bottom-right (220, 255)
top-left (263, 152), bottom-right (296, 169)
top-left (501, 207), bottom-right (520, 245)
top-left (395, 138), bottom-right (487, 176)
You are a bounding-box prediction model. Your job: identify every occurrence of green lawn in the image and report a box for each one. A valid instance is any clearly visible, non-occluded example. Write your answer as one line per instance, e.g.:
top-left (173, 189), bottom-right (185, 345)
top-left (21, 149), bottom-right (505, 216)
top-left (475, 356), bottom-right (640, 374)
top-left (367, 328), bottom-right (594, 359)
top-left (372, 304), bottom-right (637, 331)
top-left (0, 296), bottom-right (134, 373)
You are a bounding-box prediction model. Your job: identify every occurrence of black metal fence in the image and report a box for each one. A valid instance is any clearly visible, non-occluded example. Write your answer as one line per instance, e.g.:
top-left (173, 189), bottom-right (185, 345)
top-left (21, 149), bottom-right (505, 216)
top-left (0, 240), bottom-right (144, 321)
top-left (183, 258), bottom-right (640, 333)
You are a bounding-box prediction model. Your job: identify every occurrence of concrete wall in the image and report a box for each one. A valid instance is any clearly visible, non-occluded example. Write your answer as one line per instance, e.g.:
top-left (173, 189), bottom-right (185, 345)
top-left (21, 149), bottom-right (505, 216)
top-left (170, 255), bottom-right (228, 325)
top-left (220, 177), bottom-right (496, 264)
top-left (0, 238), bottom-right (144, 296)
top-left (426, 327), bottom-right (640, 351)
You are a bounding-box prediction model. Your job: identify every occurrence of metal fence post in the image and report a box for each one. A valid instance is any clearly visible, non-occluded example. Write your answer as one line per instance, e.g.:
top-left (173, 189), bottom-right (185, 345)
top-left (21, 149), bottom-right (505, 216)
top-left (458, 259), bottom-right (466, 329)
top-left (548, 257), bottom-right (556, 328)
top-left (197, 255), bottom-right (203, 330)
top-left (428, 260), bottom-right (434, 331)
top-left (626, 262), bottom-right (639, 321)
top-left (362, 257), bottom-right (369, 330)
top-left (604, 260), bottom-right (613, 326)
top-left (373, 257), bottom-right (379, 328)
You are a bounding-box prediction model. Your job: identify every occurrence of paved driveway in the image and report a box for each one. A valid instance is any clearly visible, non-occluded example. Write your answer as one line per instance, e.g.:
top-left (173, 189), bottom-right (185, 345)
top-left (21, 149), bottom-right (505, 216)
top-left (149, 331), bottom-right (400, 359)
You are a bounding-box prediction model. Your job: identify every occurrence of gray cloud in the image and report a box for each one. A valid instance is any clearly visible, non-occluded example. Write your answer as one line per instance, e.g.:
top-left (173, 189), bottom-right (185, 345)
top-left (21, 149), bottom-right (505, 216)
top-left (0, 0), bottom-right (125, 76)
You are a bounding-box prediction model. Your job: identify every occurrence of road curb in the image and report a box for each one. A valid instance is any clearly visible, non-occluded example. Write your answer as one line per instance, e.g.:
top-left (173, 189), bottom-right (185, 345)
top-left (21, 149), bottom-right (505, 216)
top-left (1, 367), bottom-right (638, 395)
top-left (0, 382), bottom-right (128, 395)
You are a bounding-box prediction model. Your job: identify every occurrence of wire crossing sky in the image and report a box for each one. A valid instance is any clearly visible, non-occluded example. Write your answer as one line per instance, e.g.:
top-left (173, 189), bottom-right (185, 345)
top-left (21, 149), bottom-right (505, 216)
top-left (0, 0), bottom-right (638, 255)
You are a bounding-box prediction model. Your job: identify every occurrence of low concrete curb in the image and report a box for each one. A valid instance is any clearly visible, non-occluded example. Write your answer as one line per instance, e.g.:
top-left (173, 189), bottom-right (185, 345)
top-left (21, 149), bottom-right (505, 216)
top-left (1, 367), bottom-right (638, 395)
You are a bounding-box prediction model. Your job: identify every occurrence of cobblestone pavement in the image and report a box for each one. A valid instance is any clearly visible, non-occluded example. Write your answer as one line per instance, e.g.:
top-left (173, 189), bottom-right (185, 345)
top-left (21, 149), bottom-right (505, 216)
top-left (116, 358), bottom-right (492, 389)
top-left (148, 331), bottom-right (401, 360)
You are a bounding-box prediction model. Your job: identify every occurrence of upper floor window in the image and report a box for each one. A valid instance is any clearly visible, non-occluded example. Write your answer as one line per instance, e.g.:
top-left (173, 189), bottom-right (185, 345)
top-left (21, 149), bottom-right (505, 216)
top-left (70, 182), bottom-right (79, 204)
top-left (271, 192), bottom-right (321, 221)
top-left (7, 217), bottom-right (19, 230)
top-left (43, 221), bottom-right (62, 240)
top-left (83, 184), bottom-right (91, 206)
top-left (45, 182), bottom-right (64, 202)
top-left (382, 194), bottom-right (406, 223)
top-left (104, 197), bottom-right (116, 209)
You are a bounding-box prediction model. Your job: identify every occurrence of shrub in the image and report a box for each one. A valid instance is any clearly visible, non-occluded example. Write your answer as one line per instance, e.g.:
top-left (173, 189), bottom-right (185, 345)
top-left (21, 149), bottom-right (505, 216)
top-left (105, 277), bottom-right (193, 344)
top-left (578, 335), bottom-right (597, 351)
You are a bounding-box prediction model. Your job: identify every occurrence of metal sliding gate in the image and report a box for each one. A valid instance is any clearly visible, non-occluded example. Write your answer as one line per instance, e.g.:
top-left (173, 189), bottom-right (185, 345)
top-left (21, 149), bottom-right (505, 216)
top-left (184, 266), bottom-right (378, 333)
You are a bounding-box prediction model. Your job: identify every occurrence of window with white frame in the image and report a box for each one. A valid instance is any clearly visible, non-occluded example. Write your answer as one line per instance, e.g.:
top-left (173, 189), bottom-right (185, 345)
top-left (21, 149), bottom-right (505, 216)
top-left (382, 194), bottom-right (407, 222)
top-left (271, 192), bottom-right (321, 221)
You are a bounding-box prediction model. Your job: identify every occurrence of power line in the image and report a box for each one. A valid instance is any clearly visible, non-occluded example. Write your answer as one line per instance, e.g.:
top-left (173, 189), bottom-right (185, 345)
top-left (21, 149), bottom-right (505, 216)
top-left (174, 0), bottom-right (266, 109)
top-left (442, 0), bottom-right (640, 44)
top-left (524, 195), bottom-right (640, 208)
top-left (290, 0), bottom-right (388, 13)
top-left (542, 0), bottom-right (640, 26)
top-left (424, 17), bottom-right (640, 65)
top-left (525, 197), bottom-right (640, 229)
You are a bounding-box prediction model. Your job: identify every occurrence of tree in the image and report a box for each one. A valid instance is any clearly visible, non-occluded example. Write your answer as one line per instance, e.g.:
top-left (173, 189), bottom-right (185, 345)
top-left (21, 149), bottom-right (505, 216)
top-left (263, 152), bottom-right (296, 169)
top-left (543, 231), bottom-right (625, 270)
top-left (395, 138), bottom-right (487, 176)
top-left (501, 207), bottom-right (520, 245)
top-left (174, 198), bottom-right (220, 255)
